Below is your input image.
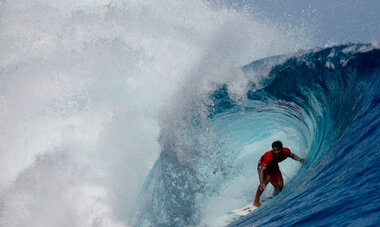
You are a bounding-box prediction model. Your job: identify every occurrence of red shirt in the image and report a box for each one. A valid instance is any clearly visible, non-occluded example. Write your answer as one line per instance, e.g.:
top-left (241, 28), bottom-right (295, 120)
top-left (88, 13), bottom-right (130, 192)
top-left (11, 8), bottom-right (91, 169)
top-left (258, 148), bottom-right (292, 172)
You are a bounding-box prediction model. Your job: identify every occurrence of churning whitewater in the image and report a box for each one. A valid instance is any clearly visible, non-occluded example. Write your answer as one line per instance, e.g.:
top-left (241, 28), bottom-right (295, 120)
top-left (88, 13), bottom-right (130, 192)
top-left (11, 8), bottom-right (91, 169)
top-left (1, 0), bottom-right (379, 227)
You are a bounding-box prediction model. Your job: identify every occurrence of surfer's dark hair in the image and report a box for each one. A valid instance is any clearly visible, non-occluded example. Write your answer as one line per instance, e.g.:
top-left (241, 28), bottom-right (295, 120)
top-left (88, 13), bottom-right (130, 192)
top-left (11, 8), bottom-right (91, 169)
top-left (272, 141), bottom-right (283, 149)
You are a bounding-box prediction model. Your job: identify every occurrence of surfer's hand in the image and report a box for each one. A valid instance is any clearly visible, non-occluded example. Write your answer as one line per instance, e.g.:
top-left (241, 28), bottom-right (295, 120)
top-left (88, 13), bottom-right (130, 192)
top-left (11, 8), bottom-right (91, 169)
top-left (260, 183), bottom-right (266, 191)
top-left (300, 159), bottom-right (305, 164)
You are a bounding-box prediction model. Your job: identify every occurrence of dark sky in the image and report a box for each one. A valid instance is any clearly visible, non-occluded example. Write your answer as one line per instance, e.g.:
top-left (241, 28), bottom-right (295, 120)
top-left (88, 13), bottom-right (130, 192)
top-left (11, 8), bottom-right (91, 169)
top-left (221, 0), bottom-right (380, 46)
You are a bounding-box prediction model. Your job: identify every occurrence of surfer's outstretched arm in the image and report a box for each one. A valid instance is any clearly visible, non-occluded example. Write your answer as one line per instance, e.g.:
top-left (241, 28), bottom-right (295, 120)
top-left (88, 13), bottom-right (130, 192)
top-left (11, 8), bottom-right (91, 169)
top-left (258, 166), bottom-right (267, 191)
top-left (290, 153), bottom-right (305, 163)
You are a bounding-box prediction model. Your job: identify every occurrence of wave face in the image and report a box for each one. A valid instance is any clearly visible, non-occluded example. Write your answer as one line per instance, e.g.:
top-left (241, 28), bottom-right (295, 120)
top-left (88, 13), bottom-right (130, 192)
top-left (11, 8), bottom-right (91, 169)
top-left (135, 44), bottom-right (380, 226)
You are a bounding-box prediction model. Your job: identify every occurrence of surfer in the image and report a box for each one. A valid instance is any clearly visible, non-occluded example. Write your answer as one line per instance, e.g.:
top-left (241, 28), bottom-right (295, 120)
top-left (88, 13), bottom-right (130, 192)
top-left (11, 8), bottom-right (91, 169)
top-left (253, 141), bottom-right (305, 207)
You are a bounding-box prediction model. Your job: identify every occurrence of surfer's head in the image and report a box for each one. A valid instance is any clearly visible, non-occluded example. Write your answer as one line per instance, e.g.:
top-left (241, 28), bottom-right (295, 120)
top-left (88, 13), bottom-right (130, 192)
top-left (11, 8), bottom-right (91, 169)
top-left (272, 140), bottom-right (283, 157)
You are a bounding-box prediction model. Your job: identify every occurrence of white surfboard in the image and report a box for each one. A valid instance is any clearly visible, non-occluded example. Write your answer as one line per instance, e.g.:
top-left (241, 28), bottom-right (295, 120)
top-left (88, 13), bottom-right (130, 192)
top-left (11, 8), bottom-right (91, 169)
top-left (229, 197), bottom-right (272, 216)
top-left (228, 204), bottom-right (258, 216)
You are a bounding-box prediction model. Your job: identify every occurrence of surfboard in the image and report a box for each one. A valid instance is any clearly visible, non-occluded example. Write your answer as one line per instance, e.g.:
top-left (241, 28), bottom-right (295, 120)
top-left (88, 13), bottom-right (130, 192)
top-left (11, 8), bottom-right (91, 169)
top-left (228, 204), bottom-right (258, 216)
top-left (228, 197), bottom-right (272, 216)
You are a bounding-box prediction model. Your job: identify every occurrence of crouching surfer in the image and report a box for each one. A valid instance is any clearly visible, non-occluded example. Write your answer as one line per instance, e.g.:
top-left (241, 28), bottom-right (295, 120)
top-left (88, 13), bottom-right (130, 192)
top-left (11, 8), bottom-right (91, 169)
top-left (253, 141), bottom-right (305, 207)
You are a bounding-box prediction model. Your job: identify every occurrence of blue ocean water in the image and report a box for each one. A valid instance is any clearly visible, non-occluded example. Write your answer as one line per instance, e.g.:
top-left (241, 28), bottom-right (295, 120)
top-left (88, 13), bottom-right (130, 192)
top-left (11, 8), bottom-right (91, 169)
top-left (3, 1), bottom-right (380, 226)
top-left (134, 44), bottom-right (380, 226)
top-left (232, 44), bottom-right (380, 226)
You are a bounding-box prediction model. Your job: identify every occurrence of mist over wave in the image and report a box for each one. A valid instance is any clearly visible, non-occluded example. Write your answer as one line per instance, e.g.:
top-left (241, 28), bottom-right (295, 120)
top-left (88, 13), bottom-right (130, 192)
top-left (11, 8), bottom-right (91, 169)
top-left (0, 0), bottom-right (309, 226)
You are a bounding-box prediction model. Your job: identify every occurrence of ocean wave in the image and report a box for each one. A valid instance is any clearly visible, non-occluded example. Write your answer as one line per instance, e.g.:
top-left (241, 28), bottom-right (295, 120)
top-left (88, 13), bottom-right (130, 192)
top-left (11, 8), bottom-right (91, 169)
top-left (135, 44), bottom-right (380, 226)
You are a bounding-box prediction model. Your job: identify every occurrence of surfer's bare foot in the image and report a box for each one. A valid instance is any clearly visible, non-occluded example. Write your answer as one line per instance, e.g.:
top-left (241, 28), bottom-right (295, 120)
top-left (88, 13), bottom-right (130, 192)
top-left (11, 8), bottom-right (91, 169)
top-left (253, 200), bottom-right (261, 207)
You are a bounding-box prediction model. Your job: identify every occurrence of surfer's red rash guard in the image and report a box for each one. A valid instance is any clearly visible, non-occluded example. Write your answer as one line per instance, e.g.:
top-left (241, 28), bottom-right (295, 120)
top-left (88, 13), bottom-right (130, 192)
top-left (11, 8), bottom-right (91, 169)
top-left (257, 148), bottom-right (292, 186)
top-left (259, 147), bottom-right (292, 170)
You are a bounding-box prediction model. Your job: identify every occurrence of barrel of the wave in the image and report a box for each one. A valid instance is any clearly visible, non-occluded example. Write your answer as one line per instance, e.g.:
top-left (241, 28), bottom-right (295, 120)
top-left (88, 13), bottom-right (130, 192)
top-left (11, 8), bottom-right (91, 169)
top-left (234, 44), bottom-right (380, 226)
top-left (229, 141), bottom-right (305, 217)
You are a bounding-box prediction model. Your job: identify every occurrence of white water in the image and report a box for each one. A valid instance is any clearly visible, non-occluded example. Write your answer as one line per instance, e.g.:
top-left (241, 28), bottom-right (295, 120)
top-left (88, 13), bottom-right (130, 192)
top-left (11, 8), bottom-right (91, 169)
top-left (0, 0), bottom-right (310, 226)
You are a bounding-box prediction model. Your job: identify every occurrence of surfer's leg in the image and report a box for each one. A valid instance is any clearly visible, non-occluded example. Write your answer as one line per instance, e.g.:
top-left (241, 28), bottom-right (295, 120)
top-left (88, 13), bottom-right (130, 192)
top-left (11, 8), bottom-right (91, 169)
top-left (253, 185), bottom-right (265, 207)
top-left (254, 174), bottom-right (270, 207)
top-left (273, 179), bottom-right (283, 196)
top-left (271, 169), bottom-right (283, 196)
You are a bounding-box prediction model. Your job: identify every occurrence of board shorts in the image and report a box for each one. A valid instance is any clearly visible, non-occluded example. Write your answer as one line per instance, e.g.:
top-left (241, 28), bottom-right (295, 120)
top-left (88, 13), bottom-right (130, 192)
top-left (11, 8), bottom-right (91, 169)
top-left (257, 163), bottom-right (283, 187)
